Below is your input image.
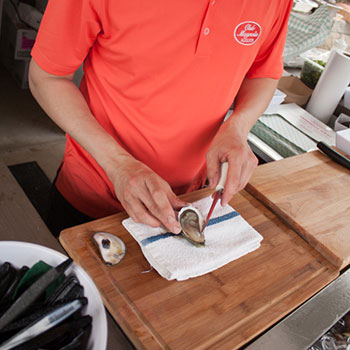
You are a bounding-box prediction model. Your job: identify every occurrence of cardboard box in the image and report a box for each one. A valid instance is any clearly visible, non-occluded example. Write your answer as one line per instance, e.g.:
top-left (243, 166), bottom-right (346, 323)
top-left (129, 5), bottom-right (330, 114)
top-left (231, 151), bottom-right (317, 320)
top-left (277, 76), bottom-right (313, 107)
top-left (2, 1), bottom-right (37, 60)
top-left (337, 3), bottom-right (350, 23)
top-left (0, 1), bottom-right (35, 88)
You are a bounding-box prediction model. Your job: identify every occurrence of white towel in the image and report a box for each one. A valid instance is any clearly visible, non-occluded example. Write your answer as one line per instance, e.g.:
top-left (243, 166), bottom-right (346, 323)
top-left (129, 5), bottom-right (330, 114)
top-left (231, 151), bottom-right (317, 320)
top-left (122, 197), bottom-right (263, 281)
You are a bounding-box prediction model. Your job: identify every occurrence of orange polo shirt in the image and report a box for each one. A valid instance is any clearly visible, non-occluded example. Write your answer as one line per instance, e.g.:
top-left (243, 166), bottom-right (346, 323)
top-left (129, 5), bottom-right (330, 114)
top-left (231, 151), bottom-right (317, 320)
top-left (31, 0), bottom-right (293, 218)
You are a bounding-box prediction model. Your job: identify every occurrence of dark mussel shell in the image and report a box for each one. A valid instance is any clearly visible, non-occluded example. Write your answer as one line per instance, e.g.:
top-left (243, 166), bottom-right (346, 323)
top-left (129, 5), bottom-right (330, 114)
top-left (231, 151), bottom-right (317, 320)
top-left (0, 263), bottom-right (17, 301)
top-left (45, 275), bottom-right (83, 306)
top-left (0, 266), bottom-right (29, 306)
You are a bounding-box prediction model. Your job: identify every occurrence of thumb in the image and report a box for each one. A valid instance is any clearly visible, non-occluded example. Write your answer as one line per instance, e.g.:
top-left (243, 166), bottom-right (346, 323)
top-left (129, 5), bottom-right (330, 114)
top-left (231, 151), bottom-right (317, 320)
top-left (169, 195), bottom-right (190, 210)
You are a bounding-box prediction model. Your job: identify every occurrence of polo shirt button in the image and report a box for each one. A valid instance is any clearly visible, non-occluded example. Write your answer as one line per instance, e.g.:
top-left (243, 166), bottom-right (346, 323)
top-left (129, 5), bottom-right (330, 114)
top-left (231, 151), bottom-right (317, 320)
top-left (212, 0), bottom-right (215, 4)
top-left (204, 27), bottom-right (210, 35)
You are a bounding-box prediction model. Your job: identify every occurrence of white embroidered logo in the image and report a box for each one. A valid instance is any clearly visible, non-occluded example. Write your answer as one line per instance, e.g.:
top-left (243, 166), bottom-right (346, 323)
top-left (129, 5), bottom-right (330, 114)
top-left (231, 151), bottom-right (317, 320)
top-left (234, 21), bottom-right (261, 46)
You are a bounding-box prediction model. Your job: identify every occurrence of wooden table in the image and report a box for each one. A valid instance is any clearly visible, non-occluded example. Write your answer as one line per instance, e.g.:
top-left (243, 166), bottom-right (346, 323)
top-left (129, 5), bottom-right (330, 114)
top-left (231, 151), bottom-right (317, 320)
top-left (60, 188), bottom-right (338, 350)
top-left (1, 153), bottom-right (345, 349)
top-left (247, 149), bottom-right (350, 270)
top-left (0, 160), bottom-right (134, 350)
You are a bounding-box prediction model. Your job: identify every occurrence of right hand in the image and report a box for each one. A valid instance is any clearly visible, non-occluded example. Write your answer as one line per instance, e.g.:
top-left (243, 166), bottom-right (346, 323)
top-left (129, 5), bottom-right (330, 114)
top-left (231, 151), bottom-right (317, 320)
top-left (109, 155), bottom-right (187, 233)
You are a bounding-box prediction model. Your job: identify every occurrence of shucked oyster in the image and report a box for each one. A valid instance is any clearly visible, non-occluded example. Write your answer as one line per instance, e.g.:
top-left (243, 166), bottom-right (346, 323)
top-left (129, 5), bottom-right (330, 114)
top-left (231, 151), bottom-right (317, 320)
top-left (92, 232), bottom-right (126, 265)
top-left (178, 206), bottom-right (205, 246)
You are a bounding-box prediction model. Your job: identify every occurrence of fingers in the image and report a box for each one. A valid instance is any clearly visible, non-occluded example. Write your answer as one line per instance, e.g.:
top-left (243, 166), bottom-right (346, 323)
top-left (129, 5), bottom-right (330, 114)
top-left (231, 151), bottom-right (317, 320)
top-left (209, 150), bottom-right (258, 207)
top-left (169, 195), bottom-right (189, 211)
top-left (239, 152), bottom-right (258, 189)
top-left (113, 158), bottom-right (187, 232)
top-left (220, 159), bottom-right (240, 206)
top-left (121, 176), bottom-right (185, 234)
top-left (144, 178), bottom-right (184, 233)
top-left (123, 198), bottom-right (162, 228)
top-left (206, 155), bottom-right (221, 189)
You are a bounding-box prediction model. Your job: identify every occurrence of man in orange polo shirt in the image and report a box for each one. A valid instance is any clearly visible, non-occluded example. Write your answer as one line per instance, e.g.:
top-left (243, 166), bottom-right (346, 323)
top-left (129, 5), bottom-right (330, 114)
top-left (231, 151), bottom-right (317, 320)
top-left (29, 0), bottom-right (293, 236)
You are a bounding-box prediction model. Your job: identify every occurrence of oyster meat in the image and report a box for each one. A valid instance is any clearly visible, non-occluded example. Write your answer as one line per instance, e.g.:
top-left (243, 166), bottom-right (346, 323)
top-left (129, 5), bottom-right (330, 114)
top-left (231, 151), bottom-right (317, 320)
top-left (92, 232), bottom-right (126, 265)
top-left (178, 206), bottom-right (205, 246)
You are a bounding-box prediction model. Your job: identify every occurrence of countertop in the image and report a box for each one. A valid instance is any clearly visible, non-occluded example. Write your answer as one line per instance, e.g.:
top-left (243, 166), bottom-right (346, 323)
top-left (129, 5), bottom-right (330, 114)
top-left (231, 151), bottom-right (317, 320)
top-left (2, 157), bottom-right (350, 350)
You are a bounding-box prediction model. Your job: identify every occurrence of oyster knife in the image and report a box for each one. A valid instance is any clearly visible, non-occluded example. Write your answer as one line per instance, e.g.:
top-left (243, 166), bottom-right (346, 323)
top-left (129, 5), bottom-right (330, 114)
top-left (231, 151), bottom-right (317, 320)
top-left (317, 141), bottom-right (350, 169)
top-left (202, 162), bottom-right (228, 232)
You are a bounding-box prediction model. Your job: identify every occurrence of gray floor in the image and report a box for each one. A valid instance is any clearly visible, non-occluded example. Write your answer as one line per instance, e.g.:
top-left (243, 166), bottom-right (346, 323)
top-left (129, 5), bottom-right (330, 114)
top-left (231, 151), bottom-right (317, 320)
top-left (0, 63), bottom-right (66, 181)
top-left (0, 63), bottom-right (135, 350)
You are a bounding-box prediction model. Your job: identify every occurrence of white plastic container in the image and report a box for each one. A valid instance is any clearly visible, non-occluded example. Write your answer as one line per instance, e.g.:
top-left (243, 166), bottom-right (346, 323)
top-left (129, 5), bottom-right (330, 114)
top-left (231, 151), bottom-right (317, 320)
top-left (336, 128), bottom-right (350, 155)
top-left (0, 241), bottom-right (108, 350)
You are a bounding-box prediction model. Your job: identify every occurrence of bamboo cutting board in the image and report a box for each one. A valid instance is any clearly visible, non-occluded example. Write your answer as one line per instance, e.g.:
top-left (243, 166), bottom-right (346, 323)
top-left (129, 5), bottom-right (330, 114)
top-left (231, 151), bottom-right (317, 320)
top-left (60, 189), bottom-right (337, 350)
top-left (247, 150), bottom-right (350, 270)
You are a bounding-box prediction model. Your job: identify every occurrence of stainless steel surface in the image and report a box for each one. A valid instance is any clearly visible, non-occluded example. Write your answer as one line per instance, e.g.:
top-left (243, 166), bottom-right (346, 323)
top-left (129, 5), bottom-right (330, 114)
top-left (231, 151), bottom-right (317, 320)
top-left (248, 133), bottom-right (284, 163)
top-left (246, 268), bottom-right (350, 350)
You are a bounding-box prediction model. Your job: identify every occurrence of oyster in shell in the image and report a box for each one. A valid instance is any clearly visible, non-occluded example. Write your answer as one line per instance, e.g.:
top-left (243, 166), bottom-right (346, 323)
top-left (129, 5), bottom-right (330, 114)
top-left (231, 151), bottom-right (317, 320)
top-left (178, 206), bottom-right (205, 246)
top-left (92, 232), bottom-right (126, 265)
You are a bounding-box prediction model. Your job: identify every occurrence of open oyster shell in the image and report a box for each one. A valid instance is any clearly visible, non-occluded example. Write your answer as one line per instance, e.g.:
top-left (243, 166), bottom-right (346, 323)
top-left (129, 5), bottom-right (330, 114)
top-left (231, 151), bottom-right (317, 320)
top-left (178, 206), bottom-right (205, 246)
top-left (92, 232), bottom-right (126, 265)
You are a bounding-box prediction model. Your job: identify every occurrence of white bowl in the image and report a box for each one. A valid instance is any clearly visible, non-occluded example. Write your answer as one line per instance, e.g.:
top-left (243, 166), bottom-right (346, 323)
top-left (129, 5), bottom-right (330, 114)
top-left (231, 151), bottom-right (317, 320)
top-left (0, 241), bottom-right (107, 350)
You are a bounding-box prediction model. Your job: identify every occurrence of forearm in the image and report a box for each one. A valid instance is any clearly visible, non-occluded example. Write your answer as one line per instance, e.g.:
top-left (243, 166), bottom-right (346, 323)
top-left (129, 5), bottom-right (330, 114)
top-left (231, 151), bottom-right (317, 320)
top-left (227, 76), bottom-right (278, 137)
top-left (28, 59), bottom-right (130, 182)
top-left (207, 76), bottom-right (278, 202)
top-left (29, 59), bottom-right (184, 231)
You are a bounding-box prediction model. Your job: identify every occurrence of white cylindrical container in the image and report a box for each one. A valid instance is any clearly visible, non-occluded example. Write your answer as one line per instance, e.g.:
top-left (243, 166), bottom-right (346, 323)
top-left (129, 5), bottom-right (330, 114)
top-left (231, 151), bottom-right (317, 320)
top-left (306, 50), bottom-right (350, 124)
top-left (344, 86), bottom-right (350, 109)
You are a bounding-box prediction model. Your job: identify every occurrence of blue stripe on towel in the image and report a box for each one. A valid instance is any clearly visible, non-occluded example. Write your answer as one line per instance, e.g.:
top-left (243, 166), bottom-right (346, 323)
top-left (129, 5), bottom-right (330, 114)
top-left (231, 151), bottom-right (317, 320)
top-left (140, 210), bottom-right (240, 246)
top-left (140, 232), bottom-right (177, 245)
top-left (206, 211), bottom-right (239, 226)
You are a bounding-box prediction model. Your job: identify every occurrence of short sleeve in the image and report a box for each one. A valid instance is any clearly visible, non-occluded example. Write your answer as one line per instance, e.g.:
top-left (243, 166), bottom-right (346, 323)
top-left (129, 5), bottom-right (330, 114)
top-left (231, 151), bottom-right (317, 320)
top-left (31, 0), bottom-right (101, 76)
top-left (247, 1), bottom-right (293, 80)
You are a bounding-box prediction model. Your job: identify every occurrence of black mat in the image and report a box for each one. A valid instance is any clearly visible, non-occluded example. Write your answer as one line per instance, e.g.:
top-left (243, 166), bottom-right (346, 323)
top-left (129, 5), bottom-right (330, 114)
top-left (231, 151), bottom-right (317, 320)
top-left (8, 161), bottom-right (52, 223)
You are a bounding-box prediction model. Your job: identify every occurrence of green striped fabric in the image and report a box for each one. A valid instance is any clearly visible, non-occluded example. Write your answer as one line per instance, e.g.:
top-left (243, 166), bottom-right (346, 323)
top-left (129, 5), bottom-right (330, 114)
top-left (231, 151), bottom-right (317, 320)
top-left (284, 5), bottom-right (332, 58)
top-left (251, 119), bottom-right (305, 158)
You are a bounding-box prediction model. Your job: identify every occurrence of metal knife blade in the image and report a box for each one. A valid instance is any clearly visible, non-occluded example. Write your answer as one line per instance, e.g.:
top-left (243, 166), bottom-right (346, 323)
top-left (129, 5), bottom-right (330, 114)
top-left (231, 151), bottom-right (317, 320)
top-left (202, 190), bottom-right (222, 232)
top-left (202, 162), bottom-right (228, 232)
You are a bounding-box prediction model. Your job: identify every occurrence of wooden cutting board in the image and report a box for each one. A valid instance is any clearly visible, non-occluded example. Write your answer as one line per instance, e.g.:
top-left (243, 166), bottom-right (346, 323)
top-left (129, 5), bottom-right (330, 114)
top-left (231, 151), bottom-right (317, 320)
top-left (60, 189), bottom-right (337, 350)
top-left (247, 150), bottom-right (350, 270)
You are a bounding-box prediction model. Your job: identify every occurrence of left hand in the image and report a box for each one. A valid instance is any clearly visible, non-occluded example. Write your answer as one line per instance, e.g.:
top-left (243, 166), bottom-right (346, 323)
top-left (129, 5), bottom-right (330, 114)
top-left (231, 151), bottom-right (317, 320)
top-left (206, 120), bottom-right (258, 206)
